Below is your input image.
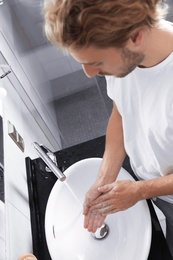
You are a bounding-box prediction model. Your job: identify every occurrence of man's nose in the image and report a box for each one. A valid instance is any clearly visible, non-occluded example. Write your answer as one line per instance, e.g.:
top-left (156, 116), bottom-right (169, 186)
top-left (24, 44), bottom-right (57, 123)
top-left (82, 64), bottom-right (100, 78)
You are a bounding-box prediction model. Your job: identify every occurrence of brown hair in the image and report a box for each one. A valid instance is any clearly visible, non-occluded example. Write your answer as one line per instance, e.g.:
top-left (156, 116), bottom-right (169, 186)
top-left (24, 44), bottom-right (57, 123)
top-left (44, 0), bottom-right (167, 49)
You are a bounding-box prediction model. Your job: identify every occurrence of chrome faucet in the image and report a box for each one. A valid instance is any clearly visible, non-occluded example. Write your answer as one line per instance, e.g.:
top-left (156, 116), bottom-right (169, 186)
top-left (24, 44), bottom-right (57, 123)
top-left (32, 142), bottom-right (66, 182)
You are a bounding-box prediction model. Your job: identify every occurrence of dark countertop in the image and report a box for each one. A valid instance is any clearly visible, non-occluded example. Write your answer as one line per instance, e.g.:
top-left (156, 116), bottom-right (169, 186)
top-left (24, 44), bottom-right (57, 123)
top-left (26, 135), bottom-right (172, 260)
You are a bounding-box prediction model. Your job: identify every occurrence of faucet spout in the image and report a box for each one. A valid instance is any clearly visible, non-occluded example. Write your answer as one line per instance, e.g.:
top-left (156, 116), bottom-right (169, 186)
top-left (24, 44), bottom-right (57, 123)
top-left (32, 142), bottom-right (66, 182)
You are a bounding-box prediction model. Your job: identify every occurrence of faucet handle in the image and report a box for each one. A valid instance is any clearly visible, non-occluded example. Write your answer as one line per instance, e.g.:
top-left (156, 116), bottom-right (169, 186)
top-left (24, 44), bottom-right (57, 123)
top-left (40, 144), bottom-right (58, 167)
top-left (32, 142), bottom-right (66, 182)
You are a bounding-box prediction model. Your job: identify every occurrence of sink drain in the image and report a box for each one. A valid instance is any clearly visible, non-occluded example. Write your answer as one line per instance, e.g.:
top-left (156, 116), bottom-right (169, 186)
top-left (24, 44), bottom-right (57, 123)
top-left (91, 223), bottom-right (109, 240)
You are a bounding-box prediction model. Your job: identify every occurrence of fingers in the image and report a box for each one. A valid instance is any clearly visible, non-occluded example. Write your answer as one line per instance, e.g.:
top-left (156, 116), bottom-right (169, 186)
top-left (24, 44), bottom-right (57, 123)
top-left (87, 213), bottom-right (99, 232)
top-left (89, 191), bottom-right (112, 208)
top-left (84, 211), bottom-right (106, 233)
top-left (83, 186), bottom-right (102, 215)
top-left (89, 200), bottom-right (116, 215)
top-left (91, 214), bottom-right (106, 233)
top-left (84, 210), bottom-right (91, 229)
top-left (83, 203), bottom-right (90, 215)
top-left (91, 205), bottom-right (119, 215)
top-left (82, 182), bottom-right (115, 233)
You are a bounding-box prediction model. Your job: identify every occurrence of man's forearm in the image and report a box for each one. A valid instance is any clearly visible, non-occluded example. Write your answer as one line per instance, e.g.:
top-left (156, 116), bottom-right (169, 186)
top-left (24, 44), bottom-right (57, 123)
top-left (97, 102), bottom-right (126, 185)
top-left (137, 173), bottom-right (173, 200)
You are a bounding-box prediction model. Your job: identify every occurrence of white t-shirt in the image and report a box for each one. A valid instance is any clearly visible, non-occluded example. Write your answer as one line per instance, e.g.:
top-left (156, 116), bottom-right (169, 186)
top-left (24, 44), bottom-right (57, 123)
top-left (106, 51), bottom-right (173, 203)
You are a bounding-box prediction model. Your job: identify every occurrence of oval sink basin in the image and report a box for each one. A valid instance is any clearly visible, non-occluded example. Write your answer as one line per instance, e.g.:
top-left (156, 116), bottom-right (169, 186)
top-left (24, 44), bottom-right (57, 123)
top-left (45, 158), bottom-right (152, 260)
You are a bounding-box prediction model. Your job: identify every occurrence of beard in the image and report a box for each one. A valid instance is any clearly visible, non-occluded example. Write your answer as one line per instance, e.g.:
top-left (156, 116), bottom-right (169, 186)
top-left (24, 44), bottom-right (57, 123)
top-left (118, 47), bottom-right (145, 77)
top-left (98, 47), bottom-right (145, 78)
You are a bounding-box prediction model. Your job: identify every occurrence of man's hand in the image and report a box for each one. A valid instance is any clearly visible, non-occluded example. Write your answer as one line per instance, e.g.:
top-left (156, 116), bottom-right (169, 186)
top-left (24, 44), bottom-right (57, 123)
top-left (89, 180), bottom-right (141, 215)
top-left (83, 182), bottom-right (106, 233)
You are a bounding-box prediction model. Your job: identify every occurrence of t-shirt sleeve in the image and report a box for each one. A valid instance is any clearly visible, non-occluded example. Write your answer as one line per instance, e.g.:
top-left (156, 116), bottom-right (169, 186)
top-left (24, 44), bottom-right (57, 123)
top-left (105, 76), bottom-right (122, 114)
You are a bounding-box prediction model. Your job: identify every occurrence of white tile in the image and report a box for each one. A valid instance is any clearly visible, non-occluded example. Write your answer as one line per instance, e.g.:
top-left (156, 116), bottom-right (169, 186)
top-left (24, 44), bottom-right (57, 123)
top-left (36, 44), bottom-right (65, 63)
top-left (44, 56), bottom-right (73, 79)
top-left (13, 2), bottom-right (42, 24)
top-left (67, 55), bottom-right (82, 72)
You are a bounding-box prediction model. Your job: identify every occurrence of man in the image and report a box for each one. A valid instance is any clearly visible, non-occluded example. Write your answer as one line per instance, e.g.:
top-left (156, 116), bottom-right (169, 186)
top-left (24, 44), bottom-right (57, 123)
top-left (44, 0), bottom-right (173, 256)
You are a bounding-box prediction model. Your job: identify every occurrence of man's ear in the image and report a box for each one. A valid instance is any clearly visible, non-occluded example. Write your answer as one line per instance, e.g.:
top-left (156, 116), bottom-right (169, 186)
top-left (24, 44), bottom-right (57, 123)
top-left (129, 30), bottom-right (143, 46)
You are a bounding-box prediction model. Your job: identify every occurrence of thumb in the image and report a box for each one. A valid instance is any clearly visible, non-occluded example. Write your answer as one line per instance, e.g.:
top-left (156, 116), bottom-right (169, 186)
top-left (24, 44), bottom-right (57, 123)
top-left (98, 183), bottom-right (114, 193)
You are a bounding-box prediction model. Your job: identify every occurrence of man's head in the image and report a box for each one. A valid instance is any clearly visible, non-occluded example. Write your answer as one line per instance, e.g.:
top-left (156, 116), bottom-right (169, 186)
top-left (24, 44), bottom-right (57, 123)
top-left (44, 0), bottom-right (166, 50)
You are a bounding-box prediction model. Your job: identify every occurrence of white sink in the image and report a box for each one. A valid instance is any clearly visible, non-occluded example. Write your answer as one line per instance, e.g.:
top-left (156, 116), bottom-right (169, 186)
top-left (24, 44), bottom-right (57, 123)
top-left (45, 158), bottom-right (152, 260)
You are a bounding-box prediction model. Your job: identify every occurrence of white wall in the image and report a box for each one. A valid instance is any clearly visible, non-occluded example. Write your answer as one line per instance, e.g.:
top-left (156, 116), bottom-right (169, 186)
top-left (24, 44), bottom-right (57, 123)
top-left (0, 2), bottom-right (63, 259)
top-left (1, 63), bottom-right (59, 259)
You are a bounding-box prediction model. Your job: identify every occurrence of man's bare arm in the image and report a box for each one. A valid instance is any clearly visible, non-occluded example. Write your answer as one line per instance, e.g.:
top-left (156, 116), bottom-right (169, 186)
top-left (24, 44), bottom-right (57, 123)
top-left (83, 101), bottom-right (126, 232)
